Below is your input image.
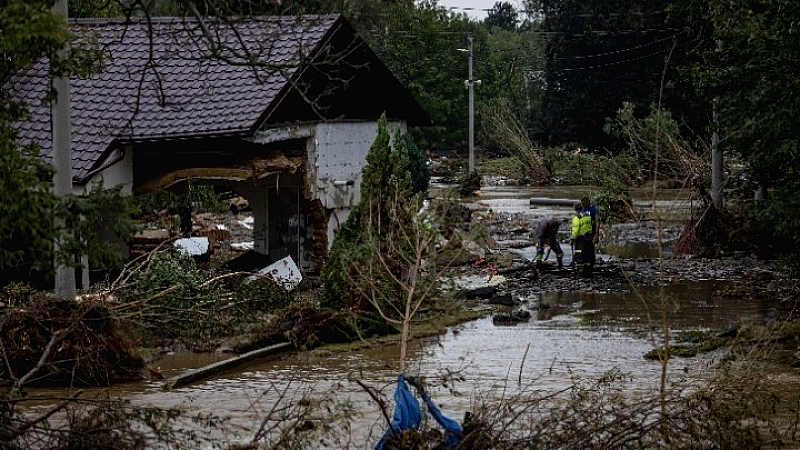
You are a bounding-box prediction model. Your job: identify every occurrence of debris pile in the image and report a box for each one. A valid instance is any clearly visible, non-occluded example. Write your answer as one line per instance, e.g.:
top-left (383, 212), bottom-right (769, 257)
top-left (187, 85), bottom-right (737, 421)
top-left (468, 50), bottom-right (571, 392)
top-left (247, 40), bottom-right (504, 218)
top-left (0, 285), bottom-right (145, 387)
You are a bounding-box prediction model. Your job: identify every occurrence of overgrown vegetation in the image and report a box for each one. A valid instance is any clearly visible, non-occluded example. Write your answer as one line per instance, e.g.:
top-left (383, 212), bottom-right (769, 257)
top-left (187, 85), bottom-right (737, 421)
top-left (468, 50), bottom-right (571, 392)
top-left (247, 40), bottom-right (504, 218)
top-left (97, 250), bottom-right (293, 348)
top-left (454, 366), bottom-right (797, 449)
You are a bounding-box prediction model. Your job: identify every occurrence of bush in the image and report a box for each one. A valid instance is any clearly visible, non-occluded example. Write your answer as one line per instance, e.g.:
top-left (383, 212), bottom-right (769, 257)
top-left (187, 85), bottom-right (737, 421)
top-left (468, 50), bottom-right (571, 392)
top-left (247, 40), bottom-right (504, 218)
top-left (322, 115), bottom-right (426, 311)
top-left (589, 179), bottom-right (635, 224)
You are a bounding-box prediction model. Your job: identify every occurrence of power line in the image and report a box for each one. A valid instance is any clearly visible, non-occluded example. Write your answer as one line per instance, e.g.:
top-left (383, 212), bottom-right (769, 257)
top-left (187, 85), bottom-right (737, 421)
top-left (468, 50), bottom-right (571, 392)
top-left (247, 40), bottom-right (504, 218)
top-left (486, 31), bottom-right (685, 60)
top-left (371, 27), bottom-right (683, 38)
top-left (556, 47), bottom-right (673, 72)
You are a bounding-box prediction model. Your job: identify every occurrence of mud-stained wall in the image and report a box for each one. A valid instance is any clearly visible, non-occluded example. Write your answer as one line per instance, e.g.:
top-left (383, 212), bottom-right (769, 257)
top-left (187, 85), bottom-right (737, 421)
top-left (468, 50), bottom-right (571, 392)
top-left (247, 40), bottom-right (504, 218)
top-left (249, 120), bottom-right (407, 273)
top-left (309, 121), bottom-right (405, 248)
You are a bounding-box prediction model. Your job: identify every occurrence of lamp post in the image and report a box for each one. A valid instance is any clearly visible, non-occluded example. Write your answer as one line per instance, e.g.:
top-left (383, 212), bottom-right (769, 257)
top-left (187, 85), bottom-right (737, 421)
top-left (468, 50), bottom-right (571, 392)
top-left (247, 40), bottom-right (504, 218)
top-left (458, 35), bottom-right (480, 174)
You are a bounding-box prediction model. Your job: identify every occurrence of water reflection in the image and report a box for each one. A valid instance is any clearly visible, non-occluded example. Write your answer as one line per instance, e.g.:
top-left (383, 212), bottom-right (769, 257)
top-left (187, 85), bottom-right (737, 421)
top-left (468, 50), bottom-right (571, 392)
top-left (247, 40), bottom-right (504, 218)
top-left (109, 279), bottom-right (774, 446)
top-left (535, 281), bottom-right (773, 331)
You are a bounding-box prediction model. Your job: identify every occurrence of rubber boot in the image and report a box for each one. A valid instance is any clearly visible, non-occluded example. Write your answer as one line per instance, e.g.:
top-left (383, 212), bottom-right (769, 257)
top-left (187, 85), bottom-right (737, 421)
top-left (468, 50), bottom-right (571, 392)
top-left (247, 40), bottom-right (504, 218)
top-left (557, 258), bottom-right (563, 270)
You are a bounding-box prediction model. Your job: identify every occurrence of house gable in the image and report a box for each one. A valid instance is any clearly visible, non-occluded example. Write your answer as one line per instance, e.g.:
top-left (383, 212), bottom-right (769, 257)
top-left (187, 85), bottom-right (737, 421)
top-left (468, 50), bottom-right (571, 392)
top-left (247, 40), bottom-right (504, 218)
top-left (261, 18), bottom-right (430, 127)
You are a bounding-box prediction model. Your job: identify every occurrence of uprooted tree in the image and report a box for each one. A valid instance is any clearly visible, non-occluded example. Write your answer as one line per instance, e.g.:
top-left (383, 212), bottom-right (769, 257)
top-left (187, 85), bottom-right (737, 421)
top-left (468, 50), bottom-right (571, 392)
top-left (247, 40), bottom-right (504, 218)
top-left (480, 98), bottom-right (550, 185)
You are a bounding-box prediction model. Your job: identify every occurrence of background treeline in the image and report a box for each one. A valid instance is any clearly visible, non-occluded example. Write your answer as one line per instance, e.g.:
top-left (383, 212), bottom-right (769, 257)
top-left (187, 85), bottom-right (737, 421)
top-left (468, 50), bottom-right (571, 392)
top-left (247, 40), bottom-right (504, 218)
top-left (15, 0), bottom-right (800, 261)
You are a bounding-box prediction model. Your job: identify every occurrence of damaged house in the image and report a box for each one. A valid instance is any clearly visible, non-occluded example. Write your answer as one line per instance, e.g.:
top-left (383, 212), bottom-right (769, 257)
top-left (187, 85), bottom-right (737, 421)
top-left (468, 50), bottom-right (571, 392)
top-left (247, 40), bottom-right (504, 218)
top-left (8, 14), bottom-right (429, 275)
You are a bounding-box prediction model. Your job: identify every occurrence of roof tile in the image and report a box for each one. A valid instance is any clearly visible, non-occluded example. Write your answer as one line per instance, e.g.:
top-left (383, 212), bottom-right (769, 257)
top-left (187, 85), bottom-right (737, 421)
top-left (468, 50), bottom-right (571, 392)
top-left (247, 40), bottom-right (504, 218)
top-left (6, 15), bottom-right (338, 182)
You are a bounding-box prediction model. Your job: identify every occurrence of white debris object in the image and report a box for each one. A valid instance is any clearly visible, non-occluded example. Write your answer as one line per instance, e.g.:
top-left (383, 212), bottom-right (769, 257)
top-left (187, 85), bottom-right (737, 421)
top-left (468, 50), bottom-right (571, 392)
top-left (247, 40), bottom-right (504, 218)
top-left (231, 241), bottom-right (254, 251)
top-left (239, 216), bottom-right (254, 230)
top-left (248, 256), bottom-right (303, 291)
top-left (173, 237), bottom-right (210, 256)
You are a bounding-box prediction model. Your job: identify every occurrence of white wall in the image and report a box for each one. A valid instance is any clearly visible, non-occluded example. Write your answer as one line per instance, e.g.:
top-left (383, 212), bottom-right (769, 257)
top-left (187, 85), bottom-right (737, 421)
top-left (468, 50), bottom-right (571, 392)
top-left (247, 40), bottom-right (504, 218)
top-left (310, 120), bottom-right (405, 247)
top-left (75, 146), bottom-right (133, 196)
top-left (311, 120), bottom-right (405, 209)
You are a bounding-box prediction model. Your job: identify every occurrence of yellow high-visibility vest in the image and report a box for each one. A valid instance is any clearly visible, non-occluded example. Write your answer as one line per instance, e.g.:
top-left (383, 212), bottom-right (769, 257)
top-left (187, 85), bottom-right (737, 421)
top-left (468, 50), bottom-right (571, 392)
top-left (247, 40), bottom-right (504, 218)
top-left (571, 213), bottom-right (592, 239)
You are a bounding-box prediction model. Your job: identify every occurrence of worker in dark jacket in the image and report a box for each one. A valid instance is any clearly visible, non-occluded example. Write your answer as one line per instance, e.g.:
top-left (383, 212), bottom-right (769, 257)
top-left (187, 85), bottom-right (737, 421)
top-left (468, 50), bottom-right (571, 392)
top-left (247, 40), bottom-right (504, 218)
top-left (581, 196), bottom-right (600, 243)
top-left (571, 202), bottom-right (595, 277)
top-left (535, 217), bottom-right (564, 270)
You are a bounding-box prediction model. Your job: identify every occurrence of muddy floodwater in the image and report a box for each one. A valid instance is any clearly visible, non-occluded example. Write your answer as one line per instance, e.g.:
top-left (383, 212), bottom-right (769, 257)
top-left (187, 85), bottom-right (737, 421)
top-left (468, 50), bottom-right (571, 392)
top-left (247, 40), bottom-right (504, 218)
top-left (111, 278), bottom-right (776, 447)
top-left (26, 185), bottom-right (784, 447)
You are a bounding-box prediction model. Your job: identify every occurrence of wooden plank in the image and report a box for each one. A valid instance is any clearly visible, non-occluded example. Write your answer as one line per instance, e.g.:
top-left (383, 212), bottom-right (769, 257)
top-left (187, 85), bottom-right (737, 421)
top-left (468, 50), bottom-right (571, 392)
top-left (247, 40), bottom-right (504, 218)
top-left (162, 342), bottom-right (294, 390)
top-left (135, 151), bottom-right (299, 195)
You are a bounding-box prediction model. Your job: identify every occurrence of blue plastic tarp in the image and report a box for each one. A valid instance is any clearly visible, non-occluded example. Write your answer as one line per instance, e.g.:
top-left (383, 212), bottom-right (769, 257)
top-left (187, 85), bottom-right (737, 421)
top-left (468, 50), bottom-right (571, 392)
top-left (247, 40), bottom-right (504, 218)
top-left (421, 391), bottom-right (462, 449)
top-left (375, 375), bottom-right (462, 450)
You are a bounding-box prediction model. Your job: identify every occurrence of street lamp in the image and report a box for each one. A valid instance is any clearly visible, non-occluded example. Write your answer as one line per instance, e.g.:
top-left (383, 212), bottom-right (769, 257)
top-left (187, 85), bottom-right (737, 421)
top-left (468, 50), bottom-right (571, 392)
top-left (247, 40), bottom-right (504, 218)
top-left (458, 35), bottom-right (480, 174)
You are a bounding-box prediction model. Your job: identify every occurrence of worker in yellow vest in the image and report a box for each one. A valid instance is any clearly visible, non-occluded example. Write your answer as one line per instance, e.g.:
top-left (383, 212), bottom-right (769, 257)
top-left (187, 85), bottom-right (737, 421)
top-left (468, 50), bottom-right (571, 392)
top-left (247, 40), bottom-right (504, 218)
top-left (571, 202), bottom-right (594, 277)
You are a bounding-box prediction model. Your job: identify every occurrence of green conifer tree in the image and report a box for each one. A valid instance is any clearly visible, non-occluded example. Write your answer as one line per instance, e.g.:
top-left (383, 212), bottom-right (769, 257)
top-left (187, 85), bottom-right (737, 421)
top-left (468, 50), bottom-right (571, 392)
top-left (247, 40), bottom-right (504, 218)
top-left (322, 114), bottom-right (426, 310)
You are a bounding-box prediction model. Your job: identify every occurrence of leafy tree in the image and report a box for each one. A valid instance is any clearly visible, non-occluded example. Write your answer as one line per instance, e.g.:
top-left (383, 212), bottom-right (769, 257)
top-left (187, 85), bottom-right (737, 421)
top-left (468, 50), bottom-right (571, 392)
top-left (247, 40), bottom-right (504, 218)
top-left (477, 24), bottom-right (546, 155)
top-left (676, 0), bottom-right (800, 258)
top-left (524, 0), bottom-right (696, 152)
top-left (0, 1), bottom-right (68, 281)
top-left (0, 127), bottom-right (55, 278)
top-left (485, 1), bottom-right (519, 31)
top-left (363, 1), bottom-right (473, 151)
top-left (1, 0), bottom-right (135, 286)
top-left (362, 1), bottom-right (547, 155)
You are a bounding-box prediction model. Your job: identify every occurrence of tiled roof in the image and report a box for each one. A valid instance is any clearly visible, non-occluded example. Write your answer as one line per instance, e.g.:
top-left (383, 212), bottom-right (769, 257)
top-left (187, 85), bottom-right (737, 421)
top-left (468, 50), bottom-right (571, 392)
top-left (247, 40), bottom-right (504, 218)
top-left (7, 15), bottom-right (340, 183)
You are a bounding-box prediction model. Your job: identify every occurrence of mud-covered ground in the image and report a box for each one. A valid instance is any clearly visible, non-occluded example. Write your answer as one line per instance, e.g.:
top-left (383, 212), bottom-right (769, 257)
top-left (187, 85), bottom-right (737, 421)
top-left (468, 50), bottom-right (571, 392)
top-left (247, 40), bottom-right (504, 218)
top-left (186, 193), bottom-right (794, 308)
top-left (462, 203), bottom-right (798, 319)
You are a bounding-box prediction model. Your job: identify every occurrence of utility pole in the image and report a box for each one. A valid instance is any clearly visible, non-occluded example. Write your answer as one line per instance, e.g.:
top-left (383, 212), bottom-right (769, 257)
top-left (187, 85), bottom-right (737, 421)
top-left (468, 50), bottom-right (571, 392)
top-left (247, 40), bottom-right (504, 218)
top-left (467, 34), bottom-right (475, 174)
top-left (459, 35), bottom-right (480, 174)
top-left (52, 0), bottom-right (76, 300)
